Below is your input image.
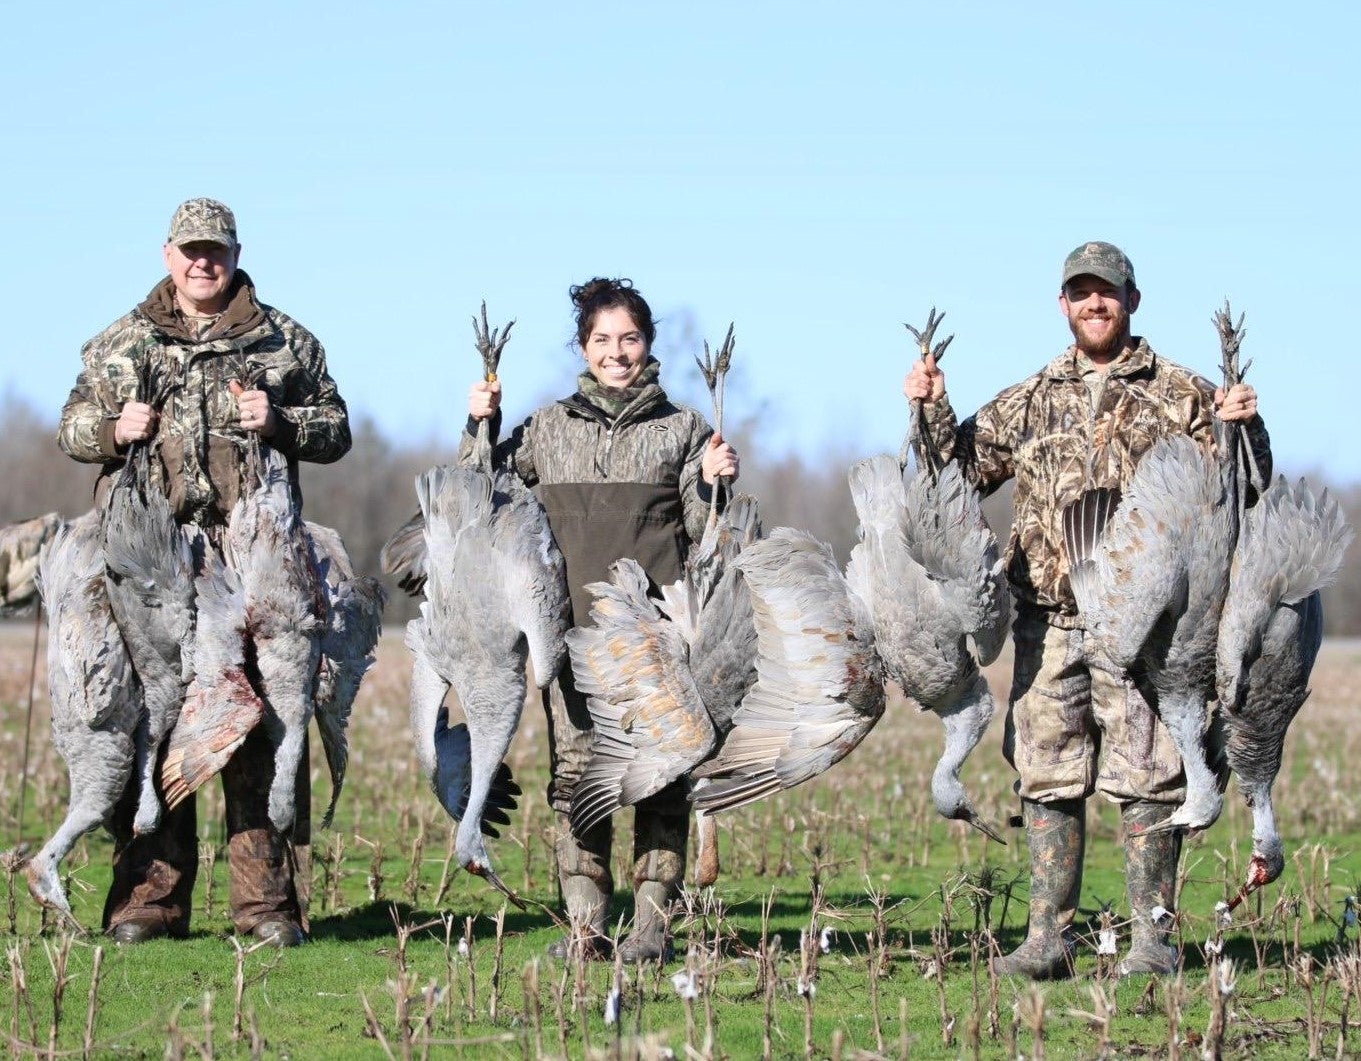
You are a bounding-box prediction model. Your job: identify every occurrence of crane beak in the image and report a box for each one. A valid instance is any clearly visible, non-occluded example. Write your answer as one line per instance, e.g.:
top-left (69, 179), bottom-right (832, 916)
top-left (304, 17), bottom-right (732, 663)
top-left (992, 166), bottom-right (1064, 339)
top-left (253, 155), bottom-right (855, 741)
top-left (470, 862), bottom-right (526, 911)
top-left (967, 814), bottom-right (1007, 846)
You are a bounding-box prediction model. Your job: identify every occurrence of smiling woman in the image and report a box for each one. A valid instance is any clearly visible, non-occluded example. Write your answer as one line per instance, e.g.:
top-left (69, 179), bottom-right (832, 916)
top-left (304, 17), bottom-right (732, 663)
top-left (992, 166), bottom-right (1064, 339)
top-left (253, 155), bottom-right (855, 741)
top-left (458, 276), bottom-right (738, 964)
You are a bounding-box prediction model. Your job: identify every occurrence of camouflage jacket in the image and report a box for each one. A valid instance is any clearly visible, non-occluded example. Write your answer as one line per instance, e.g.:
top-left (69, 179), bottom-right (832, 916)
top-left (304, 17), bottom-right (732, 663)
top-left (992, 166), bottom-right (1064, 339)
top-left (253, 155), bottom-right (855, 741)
top-left (58, 272), bottom-right (350, 525)
top-left (917, 339), bottom-right (1273, 626)
top-left (460, 380), bottom-right (716, 624)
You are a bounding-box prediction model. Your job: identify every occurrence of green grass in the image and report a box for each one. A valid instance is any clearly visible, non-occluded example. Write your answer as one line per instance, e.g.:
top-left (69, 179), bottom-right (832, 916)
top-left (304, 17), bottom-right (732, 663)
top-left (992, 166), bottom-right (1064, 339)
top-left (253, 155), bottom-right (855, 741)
top-left (4, 631), bottom-right (1361, 1058)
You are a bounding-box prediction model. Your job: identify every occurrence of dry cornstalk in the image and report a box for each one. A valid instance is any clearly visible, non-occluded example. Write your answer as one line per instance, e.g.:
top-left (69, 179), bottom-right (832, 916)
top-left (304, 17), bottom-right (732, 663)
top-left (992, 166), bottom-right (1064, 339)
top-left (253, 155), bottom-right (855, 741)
top-left (81, 945), bottom-right (103, 1061)
top-left (488, 906), bottom-right (506, 1023)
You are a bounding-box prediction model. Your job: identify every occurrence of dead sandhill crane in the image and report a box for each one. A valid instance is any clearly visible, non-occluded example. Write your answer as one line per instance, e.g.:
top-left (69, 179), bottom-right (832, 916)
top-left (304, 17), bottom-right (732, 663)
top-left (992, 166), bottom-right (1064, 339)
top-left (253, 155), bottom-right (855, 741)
top-left (0, 512), bottom-right (62, 615)
top-left (25, 513), bottom-right (142, 924)
top-left (1065, 433), bottom-right (1232, 834)
top-left (223, 436), bottom-right (323, 835)
top-left (307, 523), bottom-right (387, 829)
top-left (845, 309), bottom-right (1009, 843)
top-left (690, 527), bottom-right (886, 813)
top-left (404, 306), bottom-right (570, 902)
top-left (101, 428), bottom-right (197, 838)
top-left (160, 541), bottom-right (264, 811)
top-left (1216, 477), bottom-right (1352, 910)
top-left (1065, 309), bottom-right (1250, 836)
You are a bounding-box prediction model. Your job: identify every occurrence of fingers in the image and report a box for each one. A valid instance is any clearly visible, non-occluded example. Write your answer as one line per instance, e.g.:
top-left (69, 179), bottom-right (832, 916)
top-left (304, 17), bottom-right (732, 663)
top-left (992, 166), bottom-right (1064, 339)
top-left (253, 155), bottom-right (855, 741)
top-left (703, 436), bottom-right (739, 483)
top-left (468, 379), bottom-right (502, 421)
top-left (114, 401), bottom-right (158, 446)
top-left (228, 379), bottom-right (244, 397)
top-left (232, 384), bottom-right (274, 434)
top-left (1214, 383), bottom-right (1258, 422)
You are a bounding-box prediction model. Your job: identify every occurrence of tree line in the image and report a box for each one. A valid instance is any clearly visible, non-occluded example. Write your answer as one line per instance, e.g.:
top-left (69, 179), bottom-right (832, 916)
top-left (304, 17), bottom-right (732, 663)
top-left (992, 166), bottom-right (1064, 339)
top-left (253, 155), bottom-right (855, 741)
top-left (2, 389), bottom-right (1358, 634)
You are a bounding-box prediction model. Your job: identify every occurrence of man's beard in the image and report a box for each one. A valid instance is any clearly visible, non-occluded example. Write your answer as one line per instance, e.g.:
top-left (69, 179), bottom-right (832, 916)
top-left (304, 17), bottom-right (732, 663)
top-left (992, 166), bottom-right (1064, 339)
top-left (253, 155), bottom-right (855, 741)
top-left (1069, 307), bottom-right (1129, 358)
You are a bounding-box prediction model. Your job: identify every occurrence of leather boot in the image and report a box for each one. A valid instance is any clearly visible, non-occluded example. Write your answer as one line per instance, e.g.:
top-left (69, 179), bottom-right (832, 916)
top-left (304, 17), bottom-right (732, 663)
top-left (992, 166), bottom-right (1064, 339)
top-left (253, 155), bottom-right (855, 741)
top-left (994, 799), bottom-right (1084, 979)
top-left (1120, 801), bottom-right (1181, 976)
top-left (546, 814), bottom-right (613, 960)
top-left (616, 793), bottom-right (686, 964)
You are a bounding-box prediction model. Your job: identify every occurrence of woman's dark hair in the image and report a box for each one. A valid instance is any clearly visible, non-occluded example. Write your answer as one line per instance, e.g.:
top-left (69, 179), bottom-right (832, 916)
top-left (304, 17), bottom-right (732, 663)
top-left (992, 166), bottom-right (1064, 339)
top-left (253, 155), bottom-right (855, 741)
top-left (569, 277), bottom-right (656, 350)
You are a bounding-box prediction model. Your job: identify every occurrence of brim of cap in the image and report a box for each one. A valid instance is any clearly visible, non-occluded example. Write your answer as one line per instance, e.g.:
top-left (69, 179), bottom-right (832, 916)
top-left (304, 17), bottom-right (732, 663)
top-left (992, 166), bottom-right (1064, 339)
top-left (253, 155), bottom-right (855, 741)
top-left (1061, 265), bottom-right (1130, 288)
top-left (170, 230), bottom-right (236, 248)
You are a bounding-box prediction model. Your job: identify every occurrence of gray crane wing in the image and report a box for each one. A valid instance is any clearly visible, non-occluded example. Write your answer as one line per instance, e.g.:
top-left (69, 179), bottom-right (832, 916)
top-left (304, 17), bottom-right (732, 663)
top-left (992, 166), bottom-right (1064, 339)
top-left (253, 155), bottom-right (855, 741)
top-left (380, 508), bottom-right (428, 596)
top-left (431, 718), bottom-right (522, 838)
top-left (569, 559), bottom-right (715, 834)
top-left (691, 528), bottom-right (885, 814)
top-left (1063, 437), bottom-right (1197, 670)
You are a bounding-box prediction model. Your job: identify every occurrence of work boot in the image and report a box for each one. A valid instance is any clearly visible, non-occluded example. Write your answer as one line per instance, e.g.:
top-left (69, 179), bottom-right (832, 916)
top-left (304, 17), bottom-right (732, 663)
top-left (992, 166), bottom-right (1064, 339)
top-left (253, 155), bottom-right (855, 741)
top-left (617, 881), bottom-right (674, 964)
top-left (616, 794), bottom-right (686, 964)
top-left (546, 814), bottom-right (614, 960)
top-left (252, 919), bottom-right (306, 948)
top-left (994, 799), bottom-right (1085, 979)
top-left (1120, 801), bottom-right (1181, 976)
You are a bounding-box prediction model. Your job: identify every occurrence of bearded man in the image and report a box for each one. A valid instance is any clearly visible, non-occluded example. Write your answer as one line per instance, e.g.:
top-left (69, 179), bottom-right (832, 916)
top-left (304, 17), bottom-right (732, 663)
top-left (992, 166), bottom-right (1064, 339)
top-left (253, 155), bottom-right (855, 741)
top-left (902, 241), bottom-right (1271, 977)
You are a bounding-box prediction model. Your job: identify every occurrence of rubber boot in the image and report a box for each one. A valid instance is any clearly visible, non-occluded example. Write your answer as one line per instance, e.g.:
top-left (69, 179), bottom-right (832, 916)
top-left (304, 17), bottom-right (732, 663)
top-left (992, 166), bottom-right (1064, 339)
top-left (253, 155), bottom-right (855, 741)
top-left (547, 814), bottom-right (613, 960)
top-left (617, 793), bottom-right (686, 964)
top-left (618, 881), bottom-right (673, 963)
top-left (994, 799), bottom-right (1085, 979)
top-left (1120, 801), bottom-right (1181, 976)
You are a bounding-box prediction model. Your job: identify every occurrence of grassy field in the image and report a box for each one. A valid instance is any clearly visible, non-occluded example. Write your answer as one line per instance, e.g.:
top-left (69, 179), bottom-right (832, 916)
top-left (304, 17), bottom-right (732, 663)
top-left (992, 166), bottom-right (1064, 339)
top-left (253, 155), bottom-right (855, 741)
top-left (1, 618), bottom-right (1359, 1060)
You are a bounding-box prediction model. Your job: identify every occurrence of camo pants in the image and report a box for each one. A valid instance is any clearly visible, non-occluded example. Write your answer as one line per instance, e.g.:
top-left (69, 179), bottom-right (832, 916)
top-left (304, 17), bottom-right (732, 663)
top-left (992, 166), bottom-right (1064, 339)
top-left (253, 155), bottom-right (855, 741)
top-left (103, 727), bottom-right (311, 935)
top-left (1003, 607), bottom-right (1185, 805)
top-left (543, 666), bottom-right (689, 893)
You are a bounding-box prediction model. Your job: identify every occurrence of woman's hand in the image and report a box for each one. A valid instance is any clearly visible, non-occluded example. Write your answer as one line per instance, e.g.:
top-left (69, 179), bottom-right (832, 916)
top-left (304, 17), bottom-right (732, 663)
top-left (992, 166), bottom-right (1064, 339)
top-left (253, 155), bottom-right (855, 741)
top-left (702, 432), bottom-right (740, 484)
top-left (469, 379), bottom-right (502, 421)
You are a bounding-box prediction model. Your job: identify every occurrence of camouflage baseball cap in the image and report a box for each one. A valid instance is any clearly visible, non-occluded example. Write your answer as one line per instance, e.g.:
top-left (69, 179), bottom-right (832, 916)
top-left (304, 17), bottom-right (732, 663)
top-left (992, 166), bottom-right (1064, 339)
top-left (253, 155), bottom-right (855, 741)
top-left (167, 197), bottom-right (238, 248)
top-left (1061, 241), bottom-right (1135, 289)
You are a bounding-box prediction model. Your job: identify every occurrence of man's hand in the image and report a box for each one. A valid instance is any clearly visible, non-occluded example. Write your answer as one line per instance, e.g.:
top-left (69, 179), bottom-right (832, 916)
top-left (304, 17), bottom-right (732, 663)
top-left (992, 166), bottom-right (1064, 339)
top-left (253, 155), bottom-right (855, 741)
top-left (702, 432), bottom-right (740, 485)
top-left (229, 379), bottom-right (277, 437)
top-left (469, 379), bottom-right (502, 422)
top-left (903, 352), bottom-right (946, 403)
top-left (114, 401), bottom-right (158, 447)
top-left (1214, 383), bottom-right (1258, 422)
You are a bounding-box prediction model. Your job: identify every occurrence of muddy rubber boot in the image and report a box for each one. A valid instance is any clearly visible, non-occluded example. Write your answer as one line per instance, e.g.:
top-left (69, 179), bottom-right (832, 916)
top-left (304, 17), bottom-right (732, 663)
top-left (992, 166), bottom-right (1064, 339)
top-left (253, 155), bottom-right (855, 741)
top-left (616, 794), bottom-right (686, 964)
top-left (546, 814), bottom-right (613, 960)
top-left (617, 881), bottom-right (674, 964)
top-left (994, 798), bottom-right (1085, 979)
top-left (1120, 801), bottom-right (1181, 976)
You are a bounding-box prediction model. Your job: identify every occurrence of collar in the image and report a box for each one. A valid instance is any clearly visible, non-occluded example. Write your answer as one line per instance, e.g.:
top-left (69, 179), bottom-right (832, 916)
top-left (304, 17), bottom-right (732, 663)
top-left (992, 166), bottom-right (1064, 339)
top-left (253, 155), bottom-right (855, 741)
top-left (1044, 337), bottom-right (1156, 381)
top-left (138, 269), bottom-right (269, 343)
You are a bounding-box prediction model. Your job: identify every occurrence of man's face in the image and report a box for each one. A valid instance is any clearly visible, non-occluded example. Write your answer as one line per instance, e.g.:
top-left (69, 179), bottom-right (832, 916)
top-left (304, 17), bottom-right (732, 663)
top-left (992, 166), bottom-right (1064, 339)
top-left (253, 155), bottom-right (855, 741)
top-left (1059, 275), bottom-right (1140, 358)
top-left (163, 239), bottom-right (240, 314)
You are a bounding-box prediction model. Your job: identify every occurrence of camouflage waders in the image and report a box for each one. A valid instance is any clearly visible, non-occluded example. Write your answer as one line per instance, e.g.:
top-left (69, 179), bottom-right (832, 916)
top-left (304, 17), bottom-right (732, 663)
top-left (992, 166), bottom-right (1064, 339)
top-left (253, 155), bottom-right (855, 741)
top-left (1120, 801), bottom-right (1181, 975)
top-left (995, 798), bottom-right (1085, 979)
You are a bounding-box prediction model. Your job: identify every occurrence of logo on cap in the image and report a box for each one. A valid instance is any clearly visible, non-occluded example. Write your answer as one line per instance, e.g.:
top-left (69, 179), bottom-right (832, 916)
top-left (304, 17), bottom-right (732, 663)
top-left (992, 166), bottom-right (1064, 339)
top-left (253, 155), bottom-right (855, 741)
top-left (168, 198), bottom-right (238, 248)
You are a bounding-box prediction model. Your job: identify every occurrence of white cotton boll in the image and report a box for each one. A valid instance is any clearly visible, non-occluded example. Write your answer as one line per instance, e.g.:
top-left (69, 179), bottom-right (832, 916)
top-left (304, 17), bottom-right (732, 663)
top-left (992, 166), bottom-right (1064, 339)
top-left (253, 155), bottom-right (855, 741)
top-left (1097, 928), bottom-right (1117, 956)
top-left (1204, 937), bottom-right (1223, 958)
top-left (670, 970), bottom-right (698, 1001)
top-left (604, 986), bottom-right (621, 1025)
top-left (797, 977), bottom-right (816, 998)
top-left (1149, 905), bottom-right (1173, 928)
top-left (819, 927), bottom-right (834, 954)
top-left (457, 938), bottom-right (470, 958)
top-left (1215, 900), bottom-right (1233, 928)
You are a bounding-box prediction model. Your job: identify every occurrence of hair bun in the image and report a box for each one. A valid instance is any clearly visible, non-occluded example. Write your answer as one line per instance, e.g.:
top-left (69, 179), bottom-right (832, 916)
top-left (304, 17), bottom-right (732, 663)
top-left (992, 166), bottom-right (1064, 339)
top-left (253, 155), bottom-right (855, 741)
top-left (569, 277), bottom-right (635, 309)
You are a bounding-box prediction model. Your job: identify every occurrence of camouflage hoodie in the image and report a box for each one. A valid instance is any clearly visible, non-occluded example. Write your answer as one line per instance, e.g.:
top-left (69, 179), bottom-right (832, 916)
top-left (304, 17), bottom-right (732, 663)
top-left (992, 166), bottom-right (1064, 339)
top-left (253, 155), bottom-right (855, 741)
top-left (58, 272), bottom-right (350, 525)
top-left (917, 339), bottom-right (1272, 626)
top-left (461, 362), bottom-right (716, 624)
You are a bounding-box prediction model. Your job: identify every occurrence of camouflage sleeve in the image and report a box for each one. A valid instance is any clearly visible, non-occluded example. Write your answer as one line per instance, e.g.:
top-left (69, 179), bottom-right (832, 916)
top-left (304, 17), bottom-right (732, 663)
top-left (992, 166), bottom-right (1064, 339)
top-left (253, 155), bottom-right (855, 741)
top-left (910, 395), bottom-right (1014, 497)
top-left (680, 414), bottom-right (717, 547)
top-left (459, 410), bottom-right (541, 485)
top-left (268, 332), bottom-right (351, 464)
top-left (57, 323), bottom-right (146, 464)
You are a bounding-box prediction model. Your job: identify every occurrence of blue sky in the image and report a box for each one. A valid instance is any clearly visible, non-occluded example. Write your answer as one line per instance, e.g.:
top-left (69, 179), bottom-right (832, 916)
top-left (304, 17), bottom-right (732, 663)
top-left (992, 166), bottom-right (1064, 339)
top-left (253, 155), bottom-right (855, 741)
top-left (3, 2), bottom-right (1355, 478)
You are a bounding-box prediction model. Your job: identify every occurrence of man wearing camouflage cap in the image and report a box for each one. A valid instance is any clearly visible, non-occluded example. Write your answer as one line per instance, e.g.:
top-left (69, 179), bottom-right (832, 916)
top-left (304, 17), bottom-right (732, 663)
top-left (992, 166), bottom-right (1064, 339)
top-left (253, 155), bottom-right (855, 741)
top-left (904, 241), bottom-right (1272, 978)
top-left (58, 198), bottom-right (351, 946)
